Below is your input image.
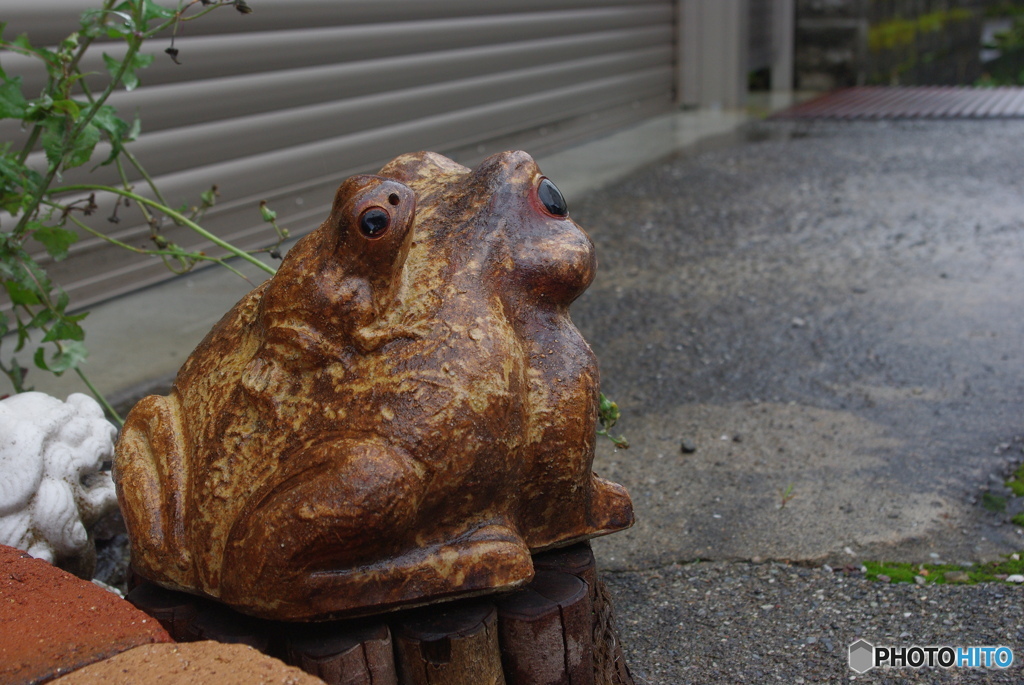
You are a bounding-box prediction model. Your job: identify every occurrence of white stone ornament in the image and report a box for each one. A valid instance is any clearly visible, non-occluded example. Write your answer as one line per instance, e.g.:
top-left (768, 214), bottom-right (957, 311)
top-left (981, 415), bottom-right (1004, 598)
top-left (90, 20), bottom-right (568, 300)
top-left (0, 392), bottom-right (118, 565)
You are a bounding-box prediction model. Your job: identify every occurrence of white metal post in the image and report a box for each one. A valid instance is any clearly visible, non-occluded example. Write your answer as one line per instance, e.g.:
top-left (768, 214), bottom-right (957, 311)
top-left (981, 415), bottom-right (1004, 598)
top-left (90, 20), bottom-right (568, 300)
top-left (772, 0), bottom-right (795, 91)
top-left (676, 0), bottom-right (750, 109)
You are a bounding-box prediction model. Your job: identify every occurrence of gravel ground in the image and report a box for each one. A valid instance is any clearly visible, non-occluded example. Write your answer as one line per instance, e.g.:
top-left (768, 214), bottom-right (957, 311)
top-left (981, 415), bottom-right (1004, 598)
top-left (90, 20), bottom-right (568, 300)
top-left (605, 561), bottom-right (1022, 684)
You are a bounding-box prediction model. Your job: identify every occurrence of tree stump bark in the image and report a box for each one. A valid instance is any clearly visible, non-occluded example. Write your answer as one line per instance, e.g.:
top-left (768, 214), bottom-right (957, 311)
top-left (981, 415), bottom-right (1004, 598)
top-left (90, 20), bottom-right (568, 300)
top-left (285, 621), bottom-right (398, 685)
top-left (392, 601), bottom-right (505, 685)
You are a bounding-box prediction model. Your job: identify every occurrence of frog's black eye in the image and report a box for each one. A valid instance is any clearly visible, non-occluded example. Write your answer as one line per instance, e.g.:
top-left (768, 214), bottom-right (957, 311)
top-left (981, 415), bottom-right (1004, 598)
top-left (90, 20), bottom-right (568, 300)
top-left (358, 207), bottom-right (390, 238)
top-left (537, 178), bottom-right (568, 218)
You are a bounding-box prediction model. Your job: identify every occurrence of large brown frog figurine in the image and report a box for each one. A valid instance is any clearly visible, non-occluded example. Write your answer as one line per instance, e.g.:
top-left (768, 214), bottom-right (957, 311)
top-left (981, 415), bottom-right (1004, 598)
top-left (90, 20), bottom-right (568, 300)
top-left (114, 150), bottom-right (633, 621)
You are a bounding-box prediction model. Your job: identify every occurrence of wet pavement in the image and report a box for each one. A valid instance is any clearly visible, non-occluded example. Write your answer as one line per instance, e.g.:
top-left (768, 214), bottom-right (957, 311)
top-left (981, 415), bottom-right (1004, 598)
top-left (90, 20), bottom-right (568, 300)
top-left (565, 118), bottom-right (1024, 682)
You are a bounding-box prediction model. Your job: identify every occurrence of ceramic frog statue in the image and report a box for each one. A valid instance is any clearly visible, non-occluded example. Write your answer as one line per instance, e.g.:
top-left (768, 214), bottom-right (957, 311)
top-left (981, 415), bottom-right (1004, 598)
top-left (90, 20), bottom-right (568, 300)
top-left (114, 150), bottom-right (633, 621)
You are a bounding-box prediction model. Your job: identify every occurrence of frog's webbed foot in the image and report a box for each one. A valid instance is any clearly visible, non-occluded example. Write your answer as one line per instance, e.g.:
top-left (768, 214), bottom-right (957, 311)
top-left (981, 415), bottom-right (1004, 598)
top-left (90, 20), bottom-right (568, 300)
top-left (586, 474), bottom-right (634, 536)
top-left (113, 394), bottom-right (192, 585)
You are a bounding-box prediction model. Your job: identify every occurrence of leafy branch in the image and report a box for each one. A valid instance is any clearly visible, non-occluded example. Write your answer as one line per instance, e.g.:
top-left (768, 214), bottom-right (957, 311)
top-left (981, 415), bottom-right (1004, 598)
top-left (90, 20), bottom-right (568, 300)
top-left (0, 0), bottom-right (279, 423)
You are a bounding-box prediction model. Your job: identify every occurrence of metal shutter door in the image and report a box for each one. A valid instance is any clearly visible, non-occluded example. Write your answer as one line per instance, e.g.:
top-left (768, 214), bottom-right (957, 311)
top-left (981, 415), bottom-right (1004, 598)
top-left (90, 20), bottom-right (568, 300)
top-left (2, 0), bottom-right (675, 310)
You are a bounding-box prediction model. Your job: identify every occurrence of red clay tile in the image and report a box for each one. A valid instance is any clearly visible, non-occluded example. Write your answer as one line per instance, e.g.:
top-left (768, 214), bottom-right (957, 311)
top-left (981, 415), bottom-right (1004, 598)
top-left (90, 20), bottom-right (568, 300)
top-left (0, 544), bottom-right (171, 684)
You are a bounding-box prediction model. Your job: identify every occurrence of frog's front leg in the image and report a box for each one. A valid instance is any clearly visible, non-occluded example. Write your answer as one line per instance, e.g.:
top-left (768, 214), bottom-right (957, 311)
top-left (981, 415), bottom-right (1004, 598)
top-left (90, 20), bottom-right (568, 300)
top-left (113, 394), bottom-right (193, 586)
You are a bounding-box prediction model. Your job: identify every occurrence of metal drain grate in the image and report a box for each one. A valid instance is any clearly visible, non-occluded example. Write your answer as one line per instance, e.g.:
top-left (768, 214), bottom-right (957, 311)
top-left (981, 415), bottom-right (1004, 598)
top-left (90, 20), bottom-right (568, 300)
top-left (772, 86), bottom-right (1024, 120)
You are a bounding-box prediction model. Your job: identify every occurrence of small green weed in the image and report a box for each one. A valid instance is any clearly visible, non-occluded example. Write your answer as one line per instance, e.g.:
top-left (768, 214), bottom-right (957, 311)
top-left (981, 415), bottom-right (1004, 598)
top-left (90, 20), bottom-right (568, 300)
top-left (865, 554), bottom-right (1024, 585)
top-left (982, 492), bottom-right (1007, 513)
top-left (597, 393), bottom-right (629, 449)
top-left (1005, 462), bottom-right (1024, 496)
top-left (778, 483), bottom-right (796, 509)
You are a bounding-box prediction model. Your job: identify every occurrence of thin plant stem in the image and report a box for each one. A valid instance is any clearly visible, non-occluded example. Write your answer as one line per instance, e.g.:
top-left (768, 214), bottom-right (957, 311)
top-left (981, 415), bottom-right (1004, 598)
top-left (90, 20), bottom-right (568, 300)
top-left (53, 184), bottom-right (277, 275)
top-left (75, 366), bottom-right (123, 426)
top-left (61, 212), bottom-right (255, 285)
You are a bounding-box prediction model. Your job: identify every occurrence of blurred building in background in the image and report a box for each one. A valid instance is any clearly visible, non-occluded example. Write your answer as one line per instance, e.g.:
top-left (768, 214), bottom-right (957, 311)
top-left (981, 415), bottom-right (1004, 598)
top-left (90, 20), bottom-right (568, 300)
top-left (796, 0), bottom-right (987, 89)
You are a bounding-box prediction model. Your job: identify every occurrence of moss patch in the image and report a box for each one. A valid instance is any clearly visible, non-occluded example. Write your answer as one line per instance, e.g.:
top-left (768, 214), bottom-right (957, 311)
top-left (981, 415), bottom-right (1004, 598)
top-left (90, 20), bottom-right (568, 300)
top-left (865, 555), bottom-right (1024, 585)
top-left (1005, 462), bottom-right (1024, 496)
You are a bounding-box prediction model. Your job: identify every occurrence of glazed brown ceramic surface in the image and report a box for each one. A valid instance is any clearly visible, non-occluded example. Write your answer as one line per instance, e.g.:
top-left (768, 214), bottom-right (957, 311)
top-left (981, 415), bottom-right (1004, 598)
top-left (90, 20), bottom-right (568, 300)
top-left (114, 151), bottom-right (633, 621)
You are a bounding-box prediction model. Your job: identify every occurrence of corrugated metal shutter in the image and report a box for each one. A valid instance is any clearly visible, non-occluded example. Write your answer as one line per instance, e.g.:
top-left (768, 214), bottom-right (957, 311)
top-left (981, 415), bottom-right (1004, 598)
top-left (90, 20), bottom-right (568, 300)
top-left (2, 0), bottom-right (676, 310)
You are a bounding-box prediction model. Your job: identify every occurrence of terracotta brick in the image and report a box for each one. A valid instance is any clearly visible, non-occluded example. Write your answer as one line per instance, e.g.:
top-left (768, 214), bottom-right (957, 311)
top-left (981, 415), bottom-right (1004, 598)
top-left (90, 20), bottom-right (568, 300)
top-left (50, 642), bottom-right (326, 685)
top-left (0, 544), bottom-right (171, 684)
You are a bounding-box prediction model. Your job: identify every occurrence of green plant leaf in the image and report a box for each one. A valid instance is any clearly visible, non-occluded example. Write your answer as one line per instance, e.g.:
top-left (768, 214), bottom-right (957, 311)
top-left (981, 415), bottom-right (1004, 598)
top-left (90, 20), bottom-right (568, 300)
top-left (41, 118), bottom-right (67, 168)
top-left (80, 8), bottom-right (135, 38)
top-left (48, 340), bottom-right (88, 374)
top-left (102, 52), bottom-right (155, 92)
top-left (0, 248), bottom-right (53, 306)
top-left (4, 280), bottom-right (41, 305)
top-left (130, 0), bottom-right (176, 24)
top-left (6, 357), bottom-right (30, 392)
top-left (0, 76), bottom-right (29, 119)
top-left (25, 94), bottom-right (55, 120)
top-left (55, 289), bottom-right (70, 312)
top-left (65, 122), bottom-right (101, 170)
top-left (0, 150), bottom-right (42, 210)
top-left (91, 105), bottom-right (129, 140)
top-left (41, 111), bottom-right (102, 170)
top-left (34, 340), bottom-right (89, 373)
top-left (32, 346), bottom-right (48, 371)
top-left (9, 33), bottom-right (58, 73)
top-left (28, 307), bottom-right (56, 329)
top-left (10, 33), bottom-right (35, 54)
top-left (33, 224), bottom-right (79, 261)
top-left (41, 318), bottom-right (85, 343)
top-left (0, 311), bottom-right (8, 337)
top-left (49, 99), bottom-right (81, 119)
top-left (126, 113), bottom-right (142, 142)
top-left (91, 105), bottom-right (131, 164)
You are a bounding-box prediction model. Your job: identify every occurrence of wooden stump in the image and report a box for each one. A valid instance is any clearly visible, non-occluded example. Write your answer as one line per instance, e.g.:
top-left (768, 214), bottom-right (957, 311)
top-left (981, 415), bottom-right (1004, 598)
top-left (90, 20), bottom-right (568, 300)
top-left (534, 544), bottom-right (634, 685)
top-left (128, 542), bottom-right (633, 685)
top-left (125, 582), bottom-right (203, 641)
top-left (393, 601), bottom-right (505, 685)
top-left (285, 621), bottom-right (398, 685)
top-left (497, 569), bottom-right (593, 685)
top-left (185, 599), bottom-right (273, 653)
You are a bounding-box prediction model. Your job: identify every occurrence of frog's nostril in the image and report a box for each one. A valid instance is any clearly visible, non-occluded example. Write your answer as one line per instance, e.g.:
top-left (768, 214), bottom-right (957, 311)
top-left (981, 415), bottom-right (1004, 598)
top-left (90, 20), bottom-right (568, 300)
top-left (359, 207), bottom-right (391, 237)
top-left (388, 193), bottom-right (401, 206)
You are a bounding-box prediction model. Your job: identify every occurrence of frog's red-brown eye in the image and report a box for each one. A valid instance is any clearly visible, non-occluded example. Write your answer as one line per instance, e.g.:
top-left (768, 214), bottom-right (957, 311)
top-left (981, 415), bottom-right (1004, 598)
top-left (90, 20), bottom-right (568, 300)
top-left (358, 207), bottom-right (390, 238)
top-left (537, 178), bottom-right (568, 217)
